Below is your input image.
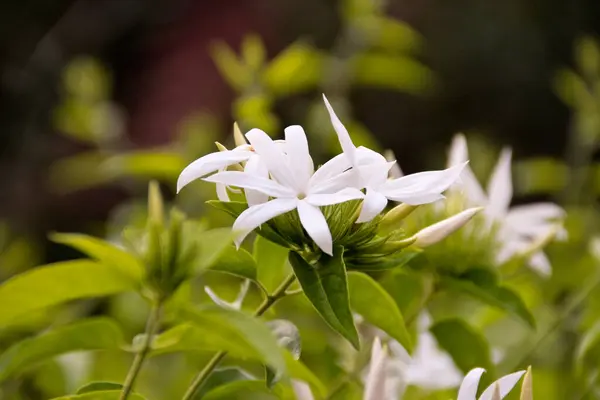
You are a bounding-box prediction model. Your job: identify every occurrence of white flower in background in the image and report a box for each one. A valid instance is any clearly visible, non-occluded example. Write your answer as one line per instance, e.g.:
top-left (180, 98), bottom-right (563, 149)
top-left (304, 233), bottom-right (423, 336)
top-left (204, 279), bottom-right (250, 310)
top-left (177, 123), bottom-right (273, 206)
top-left (447, 134), bottom-right (566, 275)
top-left (457, 367), bottom-right (525, 400)
top-left (323, 95), bottom-right (467, 223)
top-left (205, 126), bottom-right (364, 255)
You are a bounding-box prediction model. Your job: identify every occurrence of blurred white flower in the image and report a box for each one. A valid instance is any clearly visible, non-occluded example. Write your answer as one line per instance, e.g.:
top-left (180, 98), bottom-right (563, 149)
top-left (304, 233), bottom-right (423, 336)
top-left (205, 126), bottom-right (364, 255)
top-left (457, 367), bottom-right (525, 400)
top-left (204, 279), bottom-right (250, 310)
top-left (448, 134), bottom-right (566, 275)
top-left (324, 95), bottom-right (467, 223)
top-left (413, 207), bottom-right (484, 248)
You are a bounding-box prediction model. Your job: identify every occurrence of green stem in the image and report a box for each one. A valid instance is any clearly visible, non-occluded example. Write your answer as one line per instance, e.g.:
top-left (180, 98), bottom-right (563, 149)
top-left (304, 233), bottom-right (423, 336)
top-left (181, 274), bottom-right (297, 400)
top-left (119, 301), bottom-right (163, 400)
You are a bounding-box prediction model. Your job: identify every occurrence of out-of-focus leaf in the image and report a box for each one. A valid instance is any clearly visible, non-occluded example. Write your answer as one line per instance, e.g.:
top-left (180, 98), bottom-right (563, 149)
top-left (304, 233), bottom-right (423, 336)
top-left (211, 41), bottom-right (252, 91)
top-left (351, 54), bottom-right (433, 95)
top-left (194, 228), bottom-right (235, 272)
top-left (48, 152), bottom-right (111, 193)
top-left (354, 16), bottom-right (422, 53)
top-left (513, 158), bottom-right (568, 196)
top-left (346, 250), bottom-right (419, 271)
top-left (101, 151), bottom-right (187, 182)
top-left (430, 318), bottom-right (494, 375)
top-left (440, 275), bottom-right (536, 328)
top-left (289, 248), bottom-right (360, 349)
top-left (284, 352), bottom-right (327, 398)
top-left (194, 368), bottom-right (254, 399)
top-left (50, 391), bottom-right (146, 400)
top-left (242, 35), bottom-right (266, 72)
top-left (575, 320), bottom-right (600, 371)
top-left (347, 271), bottom-right (412, 352)
top-left (254, 236), bottom-right (289, 292)
top-left (181, 306), bottom-right (286, 374)
top-left (210, 246), bottom-right (257, 280)
top-left (554, 69), bottom-right (593, 109)
top-left (263, 42), bottom-right (324, 96)
top-left (0, 261), bottom-right (137, 326)
top-left (0, 318), bottom-right (124, 382)
top-left (203, 381), bottom-right (279, 400)
top-left (233, 94), bottom-right (278, 133)
top-left (50, 233), bottom-right (145, 282)
top-left (76, 382), bottom-right (124, 394)
top-left (576, 36), bottom-right (600, 81)
top-left (63, 57), bottom-right (111, 101)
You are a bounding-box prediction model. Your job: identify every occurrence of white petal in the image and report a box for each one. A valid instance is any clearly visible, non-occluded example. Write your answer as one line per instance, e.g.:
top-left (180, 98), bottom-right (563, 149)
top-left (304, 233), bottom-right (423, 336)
top-left (357, 189), bottom-right (389, 223)
top-left (297, 200), bottom-right (333, 255)
top-left (486, 148), bottom-right (513, 219)
top-left (245, 128), bottom-right (299, 191)
top-left (506, 203), bottom-right (565, 224)
top-left (448, 134), bottom-right (469, 167)
top-left (413, 207), bottom-right (482, 247)
top-left (205, 171), bottom-right (295, 198)
top-left (285, 125), bottom-right (314, 189)
top-left (231, 279), bottom-right (251, 309)
top-left (381, 163), bottom-right (466, 204)
top-left (205, 286), bottom-right (236, 309)
top-left (322, 94), bottom-right (356, 164)
top-left (356, 146), bottom-right (388, 166)
top-left (453, 165), bottom-right (488, 206)
top-left (363, 337), bottom-right (388, 400)
top-left (356, 160), bottom-right (395, 189)
top-left (244, 155), bottom-right (270, 207)
top-left (384, 149), bottom-right (403, 178)
top-left (479, 370), bottom-right (525, 400)
top-left (177, 149), bottom-right (252, 192)
top-left (292, 380), bottom-right (315, 400)
top-left (457, 368), bottom-right (486, 400)
top-left (309, 168), bottom-right (362, 194)
top-left (216, 183), bottom-right (230, 202)
top-left (310, 153), bottom-right (352, 187)
top-left (306, 187), bottom-right (364, 206)
top-left (232, 199), bottom-right (298, 247)
top-left (528, 251), bottom-right (552, 276)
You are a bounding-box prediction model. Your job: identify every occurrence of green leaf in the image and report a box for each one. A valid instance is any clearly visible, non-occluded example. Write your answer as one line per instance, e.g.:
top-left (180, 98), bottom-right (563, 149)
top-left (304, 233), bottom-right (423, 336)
top-left (76, 382), bottom-right (124, 394)
top-left (575, 320), bottom-right (600, 372)
top-left (50, 391), bottom-right (146, 400)
top-left (210, 246), bottom-right (257, 280)
top-left (0, 261), bottom-right (137, 326)
top-left (289, 247), bottom-right (360, 349)
top-left (0, 318), bottom-right (124, 382)
top-left (210, 41), bottom-right (252, 91)
top-left (347, 272), bottom-right (412, 352)
top-left (101, 151), bottom-right (187, 181)
top-left (254, 236), bottom-right (290, 292)
top-left (430, 318), bottom-right (494, 375)
top-left (194, 228), bottom-right (235, 272)
top-left (346, 250), bottom-right (419, 271)
top-left (50, 233), bottom-right (145, 282)
top-left (203, 381), bottom-right (279, 400)
top-left (181, 305), bottom-right (287, 374)
top-left (195, 368), bottom-right (254, 399)
top-left (440, 275), bottom-right (536, 328)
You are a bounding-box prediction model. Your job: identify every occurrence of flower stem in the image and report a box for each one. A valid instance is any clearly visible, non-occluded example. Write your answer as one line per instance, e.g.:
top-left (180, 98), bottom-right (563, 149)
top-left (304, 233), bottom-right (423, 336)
top-left (119, 301), bottom-right (163, 400)
top-left (181, 273), bottom-right (297, 400)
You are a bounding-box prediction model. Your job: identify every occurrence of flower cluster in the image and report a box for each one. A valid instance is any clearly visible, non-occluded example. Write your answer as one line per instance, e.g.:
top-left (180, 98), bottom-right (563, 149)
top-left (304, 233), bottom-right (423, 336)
top-left (177, 95), bottom-right (467, 255)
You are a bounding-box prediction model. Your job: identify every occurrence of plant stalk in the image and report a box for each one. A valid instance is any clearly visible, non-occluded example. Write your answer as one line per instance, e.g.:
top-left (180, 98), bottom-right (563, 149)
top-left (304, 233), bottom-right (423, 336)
top-left (181, 273), bottom-right (297, 400)
top-left (119, 301), bottom-right (163, 400)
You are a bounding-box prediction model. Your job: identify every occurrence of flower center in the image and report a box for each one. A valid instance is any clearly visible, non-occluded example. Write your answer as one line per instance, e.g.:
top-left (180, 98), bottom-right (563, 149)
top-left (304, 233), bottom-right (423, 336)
top-left (297, 193), bottom-right (306, 200)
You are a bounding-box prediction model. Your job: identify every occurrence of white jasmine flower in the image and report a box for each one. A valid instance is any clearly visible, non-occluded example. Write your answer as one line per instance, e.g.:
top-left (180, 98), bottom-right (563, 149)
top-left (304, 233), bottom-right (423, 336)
top-left (457, 368), bottom-right (525, 400)
top-left (205, 126), bottom-right (364, 255)
top-left (448, 134), bottom-right (566, 275)
top-left (323, 94), bottom-right (467, 223)
top-left (413, 207), bottom-right (483, 247)
top-left (363, 337), bottom-right (389, 400)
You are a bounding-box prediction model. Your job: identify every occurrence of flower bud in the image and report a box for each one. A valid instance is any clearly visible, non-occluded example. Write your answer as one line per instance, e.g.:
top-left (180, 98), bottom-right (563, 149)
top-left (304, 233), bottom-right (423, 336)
top-left (412, 207), bottom-right (483, 248)
top-left (379, 204), bottom-right (419, 233)
top-left (233, 122), bottom-right (246, 147)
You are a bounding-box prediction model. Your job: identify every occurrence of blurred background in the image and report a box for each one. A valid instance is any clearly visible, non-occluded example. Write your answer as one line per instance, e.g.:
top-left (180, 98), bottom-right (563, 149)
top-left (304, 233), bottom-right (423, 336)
top-left (3, 0), bottom-right (600, 398)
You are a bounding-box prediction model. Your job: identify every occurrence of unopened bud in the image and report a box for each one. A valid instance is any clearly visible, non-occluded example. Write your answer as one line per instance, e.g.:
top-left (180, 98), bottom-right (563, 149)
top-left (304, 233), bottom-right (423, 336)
top-left (379, 204), bottom-right (418, 233)
top-left (215, 141), bottom-right (228, 152)
top-left (233, 122), bottom-right (247, 147)
top-left (148, 181), bottom-right (165, 227)
top-left (520, 366), bottom-right (532, 400)
top-left (412, 207), bottom-right (482, 248)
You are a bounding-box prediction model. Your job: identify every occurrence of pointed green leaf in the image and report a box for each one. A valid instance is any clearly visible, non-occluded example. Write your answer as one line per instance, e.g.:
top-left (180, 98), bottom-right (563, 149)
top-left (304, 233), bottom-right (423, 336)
top-left (575, 320), bottom-right (600, 372)
top-left (50, 391), bottom-right (146, 400)
top-left (203, 381), bottom-right (279, 400)
top-left (194, 228), bottom-right (235, 271)
top-left (253, 236), bottom-right (289, 292)
top-left (195, 368), bottom-right (254, 399)
top-left (0, 261), bottom-right (137, 326)
top-left (0, 318), bottom-right (124, 382)
top-left (76, 382), bottom-right (124, 394)
top-left (210, 246), bottom-right (257, 280)
top-left (430, 318), bottom-right (494, 375)
top-left (347, 271), bottom-right (412, 352)
top-left (440, 275), bottom-right (536, 328)
top-left (50, 233), bottom-right (145, 281)
top-left (181, 305), bottom-right (286, 374)
top-left (289, 247), bottom-right (359, 349)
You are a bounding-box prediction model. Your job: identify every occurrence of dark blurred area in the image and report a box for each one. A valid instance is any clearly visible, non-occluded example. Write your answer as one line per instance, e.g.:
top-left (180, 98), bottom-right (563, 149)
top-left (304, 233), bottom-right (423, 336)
top-left (0, 0), bottom-right (599, 262)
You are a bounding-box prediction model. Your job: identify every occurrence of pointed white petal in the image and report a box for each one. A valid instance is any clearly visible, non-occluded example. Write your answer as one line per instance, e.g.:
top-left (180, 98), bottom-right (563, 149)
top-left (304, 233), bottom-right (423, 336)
top-left (486, 148), bottom-right (513, 219)
top-left (310, 153), bottom-right (352, 187)
top-left (243, 155), bottom-right (270, 206)
top-left (357, 188), bottom-right (389, 223)
top-left (363, 337), bottom-right (388, 400)
top-left (297, 200), bottom-right (333, 255)
top-left (356, 146), bottom-right (388, 166)
top-left (322, 94), bottom-right (356, 164)
top-left (205, 286), bottom-right (236, 309)
top-left (381, 163), bottom-right (466, 204)
top-left (177, 149), bottom-right (252, 193)
top-left (231, 280), bottom-right (251, 309)
top-left (309, 168), bottom-right (361, 194)
top-left (453, 165), bottom-right (488, 206)
top-left (205, 171), bottom-right (295, 198)
top-left (528, 251), bottom-right (552, 276)
top-left (216, 183), bottom-right (230, 201)
top-left (245, 128), bottom-right (299, 190)
top-left (292, 380), bottom-right (315, 400)
top-left (305, 187), bottom-right (364, 206)
top-left (413, 207), bottom-right (482, 247)
top-left (479, 370), bottom-right (525, 400)
top-left (457, 368), bottom-right (486, 400)
top-left (448, 134), bottom-right (469, 167)
top-left (232, 198), bottom-right (298, 247)
top-left (285, 125), bottom-right (314, 189)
